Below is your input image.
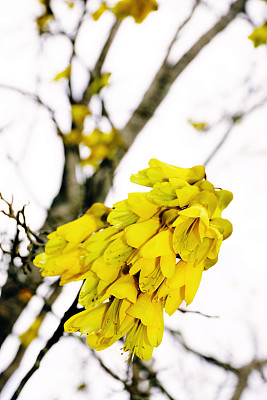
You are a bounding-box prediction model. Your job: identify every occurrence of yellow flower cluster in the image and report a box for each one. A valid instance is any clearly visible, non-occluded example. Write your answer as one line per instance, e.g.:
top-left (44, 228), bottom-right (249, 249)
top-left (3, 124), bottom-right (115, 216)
top-left (34, 159), bottom-right (233, 360)
top-left (64, 127), bottom-right (124, 169)
top-left (93, 0), bottom-right (158, 23)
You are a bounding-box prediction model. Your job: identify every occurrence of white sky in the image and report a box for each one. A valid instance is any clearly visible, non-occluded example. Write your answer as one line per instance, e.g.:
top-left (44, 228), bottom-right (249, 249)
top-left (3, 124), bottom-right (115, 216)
top-left (1, 0), bottom-right (267, 399)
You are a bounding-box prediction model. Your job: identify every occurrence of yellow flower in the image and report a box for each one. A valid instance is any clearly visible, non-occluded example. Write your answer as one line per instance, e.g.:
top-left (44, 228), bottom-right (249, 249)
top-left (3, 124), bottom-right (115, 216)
top-left (33, 203), bottom-right (110, 284)
top-left (65, 297), bottom-right (136, 350)
top-left (124, 293), bottom-right (164, 360)
top-left (78, 270), bottom-right (110, 309)
top-left (125, 218), bottom-right (161, 248)
top-left (148, 179), bottom-right (200, 208)
top-left (107, 199), bottom-right (139, 229)
top-left (157, 260), bottom-right (204, 314)
top-left (92, 0), bottom-right (158, 24)
top-left (36, 159), bottom-right (233, 361)
top-left (80, 128), bottom-right (124, 170)
top-left (249, 22), bottom-right (267, 47)
top-left (71, 104), bottom-right (91, 129)
top-left (112, 0), bottom-right (158, 23)
top-left (131, 158), bottom-right (205, 187)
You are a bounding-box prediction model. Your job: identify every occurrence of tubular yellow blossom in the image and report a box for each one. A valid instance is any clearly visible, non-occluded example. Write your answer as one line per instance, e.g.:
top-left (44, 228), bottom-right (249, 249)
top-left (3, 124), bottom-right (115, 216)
top-left (33, 203), bottom-right (110, 284)
top-left (131, 158), bottom-right (206, 187)
top-left (34, 159), bottom-right (232, 361)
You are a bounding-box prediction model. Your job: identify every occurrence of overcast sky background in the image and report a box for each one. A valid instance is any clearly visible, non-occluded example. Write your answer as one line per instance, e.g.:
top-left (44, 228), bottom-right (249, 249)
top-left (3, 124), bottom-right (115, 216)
top-left (1, 0), bottom-right (267, 399)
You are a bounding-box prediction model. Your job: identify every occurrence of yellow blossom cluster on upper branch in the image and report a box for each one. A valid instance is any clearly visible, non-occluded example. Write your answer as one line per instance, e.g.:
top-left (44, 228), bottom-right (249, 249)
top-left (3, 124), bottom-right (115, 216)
top-left (93, 0), bottom-right (158, 23)
top-left (34, 159), bottom-right (233, 361)
top-left (53, 71), bottom-right (124, 169)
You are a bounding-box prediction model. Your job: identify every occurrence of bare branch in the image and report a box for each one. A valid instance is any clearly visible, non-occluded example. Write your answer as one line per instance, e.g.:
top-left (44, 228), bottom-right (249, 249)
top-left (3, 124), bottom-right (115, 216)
top-left (0, 282), bottom-right (62, 390)
top-left (0, 84), bottom-right (62, 135)
top-left (164, 0), bottom-right (201, 63)
top-left (178, 308), bottom-right (219, 318)
top-left (121, 0), bottom-right (247, 148)
top-left (230, 359), bottom-right (267, 400)
top-left (204, 94), bottom-right (267, 166)
top-left (91, 20), bottom-right (121, 79)
top-left (9, 292), bottom-right (80, 400)
top-left (169, 329), bottom-right (239, 374)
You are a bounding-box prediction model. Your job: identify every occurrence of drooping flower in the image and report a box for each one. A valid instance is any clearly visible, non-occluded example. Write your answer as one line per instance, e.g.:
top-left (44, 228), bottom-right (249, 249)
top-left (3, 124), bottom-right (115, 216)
top-left (33, 203), bottom-right (110, 285)
top-left (34, 159), bottom-right (233, 360)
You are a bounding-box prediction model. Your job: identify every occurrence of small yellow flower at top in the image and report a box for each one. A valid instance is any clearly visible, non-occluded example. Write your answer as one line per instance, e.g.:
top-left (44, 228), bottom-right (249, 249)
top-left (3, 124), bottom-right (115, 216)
top-left (92, 0), bottom-right (158, 23)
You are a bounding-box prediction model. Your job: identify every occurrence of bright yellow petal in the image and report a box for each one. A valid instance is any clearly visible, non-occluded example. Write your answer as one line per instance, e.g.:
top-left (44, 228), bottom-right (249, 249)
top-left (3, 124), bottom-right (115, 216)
top-left (213, 190), bottom-right (233, 218)
top-left (160, 253), bottom-right (176, 278)
top-left (107, 274), bottom-right (138, 303)
top-left (190, 190), bottom-right (218, 218)
top-left (184, 263), bottom-right (204, 305)
top-left (104, 236), bottom-right (133, 264)
top-left (86, 332), bottom-right (120, 350)
top-left (166, 260), bottom-right (186, 289)
top-left (165, 288), bottom-right (184, 316)
top-left (64, 304), bottom-right (108, 334)
top-left (175, 185), bottom-right (199, 208)
top-left (107, 199), bottom-right (139, 229)
top-left (127, 293), bottom-right (163, 327)
top-left (91, 256), bottom-right (121, 283)
top-left (149, 159), bottom-right (205, 184)
top-left (140, 229), bottom-right (174, 258)
top-left (210, 218), bottom-right (233, 240)
top-left (147, 319), bottom-right (164, 347)
top-left (125, 218), bottom-right (160, 248)
top-left (128, 192), bottom-right (160, 219)
top-left (178, 205), bottom-right (209, 226)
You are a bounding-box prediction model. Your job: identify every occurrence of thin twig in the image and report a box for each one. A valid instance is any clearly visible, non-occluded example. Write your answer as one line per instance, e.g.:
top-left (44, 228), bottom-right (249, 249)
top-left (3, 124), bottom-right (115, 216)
top-left (121, 0), bottom-right (248, 148)
top-left (0, 282), bottom-right (62, 391)
top-left (164, 0), bottom-right (201, 63)
top-left (68, 3), bottom-right (89, 102)
top-left (0, 83), bottom-right (61, 135)
top-left (204, 95), bottom-right (267, 166)
top-left (169, 329), bottom-right (239, 374)
top-left (92, 20), bottom-right (121, 78)
top-left (178, 308), bottom-right (219, 318)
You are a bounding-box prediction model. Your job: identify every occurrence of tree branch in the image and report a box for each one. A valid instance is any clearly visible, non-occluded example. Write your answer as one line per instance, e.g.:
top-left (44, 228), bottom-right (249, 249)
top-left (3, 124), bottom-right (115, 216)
top-left (9, 292), bottom-right (80, 400)
top-left (121, 0), bottom-right (247, 148)
top-left (0, 282), bottom-right (62, 390)
top-left (0, 84), bottom-right (61, 135)
top-left (204, 94), bottom-right (267, 166)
